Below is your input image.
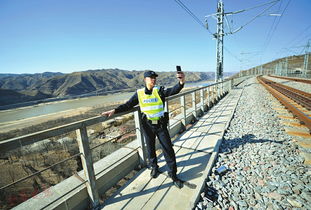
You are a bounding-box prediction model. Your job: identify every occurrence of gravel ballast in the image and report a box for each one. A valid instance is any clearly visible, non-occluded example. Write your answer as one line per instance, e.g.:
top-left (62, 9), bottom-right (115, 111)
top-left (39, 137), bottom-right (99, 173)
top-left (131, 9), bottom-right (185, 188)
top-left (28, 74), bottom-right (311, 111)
top-left (195, 77), bottom-right (311, 210)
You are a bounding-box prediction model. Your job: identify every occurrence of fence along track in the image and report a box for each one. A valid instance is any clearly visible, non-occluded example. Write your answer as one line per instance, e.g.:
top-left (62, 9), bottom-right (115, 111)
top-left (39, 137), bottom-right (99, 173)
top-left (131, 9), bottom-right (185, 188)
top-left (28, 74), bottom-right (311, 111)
top-left (257, 76), bottom-right (311, 131)
top-left (269, 75), bottom-right (311, 84)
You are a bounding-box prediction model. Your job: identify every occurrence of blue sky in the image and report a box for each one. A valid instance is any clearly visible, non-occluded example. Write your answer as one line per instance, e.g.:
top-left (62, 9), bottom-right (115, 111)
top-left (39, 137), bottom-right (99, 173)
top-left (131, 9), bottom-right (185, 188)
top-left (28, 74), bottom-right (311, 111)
top-left (0, 0), bottom-right (310, 74)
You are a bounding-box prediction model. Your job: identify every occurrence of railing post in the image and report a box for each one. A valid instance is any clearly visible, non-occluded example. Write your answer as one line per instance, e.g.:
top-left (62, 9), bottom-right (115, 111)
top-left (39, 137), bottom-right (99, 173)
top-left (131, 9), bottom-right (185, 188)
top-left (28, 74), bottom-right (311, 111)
top-left (192, 91), bottom-right (197, 118)
top-left (134, 109), bottom-right (147, 167)
top-left (76, 126), bottom-right (100, 208)
top-left (217, 83), bottom-right (219, 98)
top-left (225, 81), bottom-right (227, 92)
top-left (212, 85), bottom-right (215, 104)
top-left (208, 86), bottom-right (211, 108)
top-left (165, 101), bottom-right (170, 127)
top-left (219, 83), bottom-right (221, 97)
top-left (180, 95), bottom-right (186, 126)
top-left (214, 84), bottom-right (217, 102)
top-left (200, 88), bottom-right (205, 112)
top-left (219, 83), bottom-right (222, 98)
top-left (224, 81), bottom-right (227, 93)
top-left (216, 84), bottom-right (220, 101)
top-left (215, 84), bottom-right (218, 102)
top-left (222, 82), bottom-right (227, 94)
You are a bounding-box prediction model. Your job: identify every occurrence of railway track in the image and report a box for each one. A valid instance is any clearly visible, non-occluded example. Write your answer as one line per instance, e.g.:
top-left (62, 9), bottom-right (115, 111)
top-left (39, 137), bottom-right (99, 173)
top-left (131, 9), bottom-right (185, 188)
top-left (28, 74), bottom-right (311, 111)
top-left (257, 76), bottom-right (311, 132)
top-left (268, 75), bottom-right (311, 84)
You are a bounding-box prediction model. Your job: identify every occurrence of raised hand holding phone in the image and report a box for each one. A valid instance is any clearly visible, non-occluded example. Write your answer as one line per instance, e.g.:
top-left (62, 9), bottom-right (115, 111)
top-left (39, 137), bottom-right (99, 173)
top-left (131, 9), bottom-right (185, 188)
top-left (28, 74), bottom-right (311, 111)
top-left (176, 65), bottom-right (185, 84)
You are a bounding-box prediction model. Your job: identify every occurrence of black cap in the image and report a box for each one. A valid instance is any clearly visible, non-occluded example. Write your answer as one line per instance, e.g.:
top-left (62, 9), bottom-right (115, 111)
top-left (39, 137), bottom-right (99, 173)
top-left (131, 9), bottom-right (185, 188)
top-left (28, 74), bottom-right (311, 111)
top-left (144, 71), bottom-right (158, 78)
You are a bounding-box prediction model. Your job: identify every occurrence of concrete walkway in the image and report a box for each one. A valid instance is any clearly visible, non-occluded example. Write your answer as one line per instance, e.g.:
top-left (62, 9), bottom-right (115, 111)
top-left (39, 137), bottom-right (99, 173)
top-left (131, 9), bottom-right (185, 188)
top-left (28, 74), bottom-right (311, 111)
top-left (101, 87), bottom-right (243, 210)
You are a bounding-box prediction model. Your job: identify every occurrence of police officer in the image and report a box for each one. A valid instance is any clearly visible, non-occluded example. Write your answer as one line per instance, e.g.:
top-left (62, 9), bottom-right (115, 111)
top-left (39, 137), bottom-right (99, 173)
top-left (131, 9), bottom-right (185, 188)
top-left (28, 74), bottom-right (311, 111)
top-left (101, 70), bottom-right (185, 188)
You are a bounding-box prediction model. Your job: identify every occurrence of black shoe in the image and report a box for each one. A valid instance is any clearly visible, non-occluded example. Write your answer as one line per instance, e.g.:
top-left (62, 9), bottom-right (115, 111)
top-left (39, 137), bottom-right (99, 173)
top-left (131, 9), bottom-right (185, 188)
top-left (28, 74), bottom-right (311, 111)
top-left (168, 173), bottom-right (184, 189)
top-left (150, 167), bottom-right (160, 178)
top-left (172, 178), bottom-right (184, 189)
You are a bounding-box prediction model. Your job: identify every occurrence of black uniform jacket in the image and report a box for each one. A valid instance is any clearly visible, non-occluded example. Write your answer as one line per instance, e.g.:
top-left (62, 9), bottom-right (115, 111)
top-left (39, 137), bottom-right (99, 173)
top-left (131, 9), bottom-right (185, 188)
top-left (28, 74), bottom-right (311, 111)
top-left (114, 83), bottom-right (184, 114)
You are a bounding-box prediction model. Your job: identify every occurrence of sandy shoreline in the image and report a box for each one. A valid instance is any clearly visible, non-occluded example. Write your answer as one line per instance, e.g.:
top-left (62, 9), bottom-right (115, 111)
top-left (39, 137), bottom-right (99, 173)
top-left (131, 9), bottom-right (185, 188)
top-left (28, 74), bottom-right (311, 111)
top-left (0, 107), bottom-right (92, 131)
top-left (0, 100), bottom-right (122, 136)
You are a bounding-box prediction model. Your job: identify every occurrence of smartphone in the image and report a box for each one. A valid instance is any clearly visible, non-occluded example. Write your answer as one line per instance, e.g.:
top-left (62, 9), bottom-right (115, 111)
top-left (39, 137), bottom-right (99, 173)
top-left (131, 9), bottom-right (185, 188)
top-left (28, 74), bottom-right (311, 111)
top-left (176, 65), bottom-right (182, 78)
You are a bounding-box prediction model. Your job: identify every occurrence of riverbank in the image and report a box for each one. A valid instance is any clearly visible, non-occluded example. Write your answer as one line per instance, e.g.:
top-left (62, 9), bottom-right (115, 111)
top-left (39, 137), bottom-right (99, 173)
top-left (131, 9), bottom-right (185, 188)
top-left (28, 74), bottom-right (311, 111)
top-left (0, 91), bottom-right (135, 123)
top-left (0, 102), bottom-right (119, 141)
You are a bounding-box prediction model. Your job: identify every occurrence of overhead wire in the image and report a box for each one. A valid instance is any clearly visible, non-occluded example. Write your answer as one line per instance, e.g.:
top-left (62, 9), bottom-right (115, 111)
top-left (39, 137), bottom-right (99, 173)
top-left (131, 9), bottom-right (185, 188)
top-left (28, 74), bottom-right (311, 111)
top-left (260, 0), bottom-right (292, 63)
top-left (262, 0), bottom-right (283, 51)
top-left (278, 41), bottom-right (310, 56)
top-left (173, 0), bottom-right (214, 36)
top-left (272, 0), bottom-right (291, 31)
top-left (300, 46), bottom-right (307, 54)
top-left (298, 39), bottom-right (311, 54)
top-left (224, 15), bottom-right (233, 34)
top-left (287, 25), bottom-right (311, 48)
top-left (292, 32), bottom-right (311, 48)
top-left (224, 46), bottom-right (242, 62)
top-left (275, 29), bottom-right (311, 58)
top-left (226, 0), bottom-right (280, 35)
top-left (263, 0), bottom-right (291, 53)
top-left (173, 0), bottom-right (243, 71)
top-left (225, 0), bottom-right (281, 15)
top-left (222, 1), bottom-right (281, 67)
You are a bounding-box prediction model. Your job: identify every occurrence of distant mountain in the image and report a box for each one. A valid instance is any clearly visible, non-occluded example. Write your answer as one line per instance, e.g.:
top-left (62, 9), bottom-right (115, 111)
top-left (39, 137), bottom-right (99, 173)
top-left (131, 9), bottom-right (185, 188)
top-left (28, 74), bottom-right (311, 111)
top-left (0, 69), bottom-right (233, 106)
top-left (0, 89), bottom-right (51, 106)
top-left (0, 72), bottom-right (64, 91)
top-left (0, 72), bottom-right (63, 79)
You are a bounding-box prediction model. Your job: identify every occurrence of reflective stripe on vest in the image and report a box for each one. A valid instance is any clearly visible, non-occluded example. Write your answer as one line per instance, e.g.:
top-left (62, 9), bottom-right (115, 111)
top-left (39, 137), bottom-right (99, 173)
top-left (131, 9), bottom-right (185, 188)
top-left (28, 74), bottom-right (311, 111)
top-left (137, 87), bottom-right (164, 120)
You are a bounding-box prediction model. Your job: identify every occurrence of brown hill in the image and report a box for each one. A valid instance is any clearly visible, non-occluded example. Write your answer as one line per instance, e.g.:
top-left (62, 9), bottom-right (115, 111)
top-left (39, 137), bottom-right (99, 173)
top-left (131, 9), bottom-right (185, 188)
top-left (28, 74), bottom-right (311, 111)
top-left (0, 69), bottom-right (233, 106)
top-left (0, 89), bottom-right (51, 106)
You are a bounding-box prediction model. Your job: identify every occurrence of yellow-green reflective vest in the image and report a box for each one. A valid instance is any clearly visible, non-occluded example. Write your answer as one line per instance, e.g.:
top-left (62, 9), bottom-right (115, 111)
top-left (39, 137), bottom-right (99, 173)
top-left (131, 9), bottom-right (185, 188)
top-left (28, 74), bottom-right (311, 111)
top-left (137, 87), bottom-right (164, 120)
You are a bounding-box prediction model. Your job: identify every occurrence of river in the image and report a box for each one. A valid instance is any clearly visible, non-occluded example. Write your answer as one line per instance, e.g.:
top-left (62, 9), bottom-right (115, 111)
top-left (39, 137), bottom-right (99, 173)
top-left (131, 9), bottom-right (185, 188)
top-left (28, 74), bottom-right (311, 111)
top-left (0, 81), bottom-right (211, 123)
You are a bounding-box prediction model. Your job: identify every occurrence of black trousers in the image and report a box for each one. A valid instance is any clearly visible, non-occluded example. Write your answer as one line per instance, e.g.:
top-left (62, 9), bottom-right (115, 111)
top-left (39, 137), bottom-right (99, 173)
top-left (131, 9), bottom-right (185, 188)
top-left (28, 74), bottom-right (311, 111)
top-left (141, 120), bottom-right (177, 175)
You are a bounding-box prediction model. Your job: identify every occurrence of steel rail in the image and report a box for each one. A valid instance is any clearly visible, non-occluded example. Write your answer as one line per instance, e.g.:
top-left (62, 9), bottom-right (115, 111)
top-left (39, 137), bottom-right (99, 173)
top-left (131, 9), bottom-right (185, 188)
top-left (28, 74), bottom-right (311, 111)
top-left (269, 75), bottom-right (311, 84)
top-left (261, 77), bottom-right (311, 110)
top-left (271, 85), bottom-right (311, 110)
top-left (257, 76), bottom-right (311, 131)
